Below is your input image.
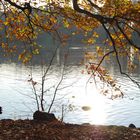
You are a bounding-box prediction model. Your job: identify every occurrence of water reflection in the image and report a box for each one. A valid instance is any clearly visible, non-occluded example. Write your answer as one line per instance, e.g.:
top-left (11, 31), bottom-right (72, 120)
top-left (73, 80), bottom-right (107, 125)
top-left (85, 93), bottom-right (107, 125)
top-left (0, 50), bottom-right (140, 127)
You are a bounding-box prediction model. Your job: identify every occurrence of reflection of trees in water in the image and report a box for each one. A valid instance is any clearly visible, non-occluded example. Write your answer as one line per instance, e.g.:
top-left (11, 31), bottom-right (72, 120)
top-left (102, 47), bottom-right (140, 76)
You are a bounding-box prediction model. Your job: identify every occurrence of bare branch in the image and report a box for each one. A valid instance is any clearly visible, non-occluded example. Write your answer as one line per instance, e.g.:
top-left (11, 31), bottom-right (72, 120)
top-left (47, 53), bottom-right (67, 113)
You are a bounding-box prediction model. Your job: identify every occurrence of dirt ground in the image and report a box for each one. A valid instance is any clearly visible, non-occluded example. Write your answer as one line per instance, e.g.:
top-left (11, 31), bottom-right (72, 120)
top-left (0, 119), bottom-right (140, 140)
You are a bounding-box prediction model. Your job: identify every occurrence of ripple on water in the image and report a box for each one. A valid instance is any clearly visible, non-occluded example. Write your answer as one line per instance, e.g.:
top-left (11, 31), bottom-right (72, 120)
top-left (0, 63), bottom-right (140, 127)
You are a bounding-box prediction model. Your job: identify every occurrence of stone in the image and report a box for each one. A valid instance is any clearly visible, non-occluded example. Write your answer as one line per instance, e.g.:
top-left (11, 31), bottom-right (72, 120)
top-left (128, 123), bottom-right (136, 128)
top-left (81, 106), bottom-right (91, 111)
top-left (33, 111), bottom-right (57, 122)
top-left (0, 107), bottom-right (2, 114)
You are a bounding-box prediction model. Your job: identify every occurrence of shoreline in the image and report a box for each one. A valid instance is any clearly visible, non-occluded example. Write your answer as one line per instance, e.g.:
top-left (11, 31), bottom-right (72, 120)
top-left (0, 119), bottom-right (140, 140)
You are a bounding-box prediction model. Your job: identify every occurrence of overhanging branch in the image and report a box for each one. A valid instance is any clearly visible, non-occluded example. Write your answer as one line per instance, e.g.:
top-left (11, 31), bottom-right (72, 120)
top-left (72, 0), bottom-right (112, 24)
top-left (102, 23), bottom-right (140, 88)
top-left (116, 21), bottom-right (140, 50)
top-left (87, 0), bottom-right (102, 11)
top-left (4, 0), bottom-right (25, 11)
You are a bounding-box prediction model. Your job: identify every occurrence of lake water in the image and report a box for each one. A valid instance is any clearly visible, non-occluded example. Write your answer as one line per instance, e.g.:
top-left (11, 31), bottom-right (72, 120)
top-left (0, 47), bottom-right (140, 127)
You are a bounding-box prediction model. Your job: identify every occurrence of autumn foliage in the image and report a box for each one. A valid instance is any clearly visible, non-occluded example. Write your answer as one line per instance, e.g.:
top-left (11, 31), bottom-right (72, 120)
top-left (0, 0), bottom-right (140, 96)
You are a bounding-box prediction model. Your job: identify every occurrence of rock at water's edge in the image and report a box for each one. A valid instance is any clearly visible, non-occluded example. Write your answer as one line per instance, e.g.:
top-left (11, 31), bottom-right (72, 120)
top-left (33, 111), bottom-right (57, 121)
top-left (0, 106), bottom-right (2, 114)
top-left (129, 123), bottom-right (136, 128)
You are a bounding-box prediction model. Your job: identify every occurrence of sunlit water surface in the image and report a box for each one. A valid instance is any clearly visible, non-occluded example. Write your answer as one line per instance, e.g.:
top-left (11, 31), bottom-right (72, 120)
top-left (0, 61), bottom-right (140, 127)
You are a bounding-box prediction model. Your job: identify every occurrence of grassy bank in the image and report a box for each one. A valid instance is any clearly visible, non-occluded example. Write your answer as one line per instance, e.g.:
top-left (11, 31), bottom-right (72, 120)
top-left (0, 119), bottom-right (140, 140)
